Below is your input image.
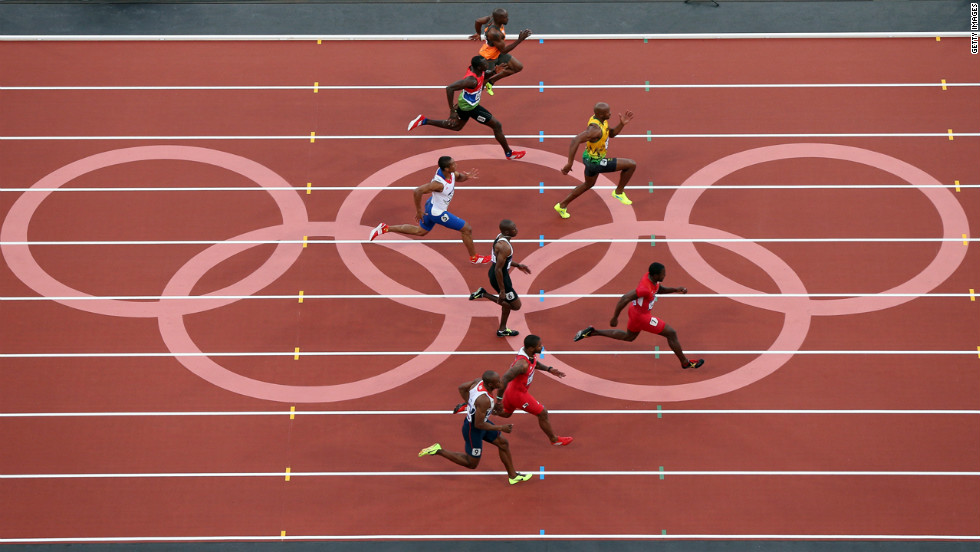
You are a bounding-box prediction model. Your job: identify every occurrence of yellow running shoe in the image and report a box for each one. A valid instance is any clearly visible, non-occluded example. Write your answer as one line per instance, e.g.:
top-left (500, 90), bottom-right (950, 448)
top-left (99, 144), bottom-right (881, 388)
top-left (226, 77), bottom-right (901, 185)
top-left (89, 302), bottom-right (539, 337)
top-left (509, 472), bottom-right (532, 485)
top-left (485, 82), bottom-right (494, 95)
top-left (554, 203), bottom-right (570, 219)
top-left (612, 191), bottom-right (633, 205)
top-left (418, 443), bottom-right (442, 457)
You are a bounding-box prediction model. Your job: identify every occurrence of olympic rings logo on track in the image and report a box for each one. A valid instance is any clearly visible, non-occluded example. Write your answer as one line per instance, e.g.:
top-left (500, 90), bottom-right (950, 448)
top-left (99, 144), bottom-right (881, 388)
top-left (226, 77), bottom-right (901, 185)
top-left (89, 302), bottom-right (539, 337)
top-left (0, 144), bottom-right (969, 403)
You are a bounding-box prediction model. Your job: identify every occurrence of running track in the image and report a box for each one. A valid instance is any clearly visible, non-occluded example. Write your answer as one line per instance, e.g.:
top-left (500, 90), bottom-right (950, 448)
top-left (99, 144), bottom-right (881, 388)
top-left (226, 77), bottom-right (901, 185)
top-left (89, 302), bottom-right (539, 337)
top-left (0, 36), bottom-right (978, 545)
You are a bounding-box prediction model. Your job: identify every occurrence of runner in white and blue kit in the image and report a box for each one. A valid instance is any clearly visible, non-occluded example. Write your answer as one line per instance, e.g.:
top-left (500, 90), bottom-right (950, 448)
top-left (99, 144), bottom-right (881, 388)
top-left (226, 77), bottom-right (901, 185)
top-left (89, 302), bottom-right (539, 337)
top-left (369, 155), bottom-right (492, 264)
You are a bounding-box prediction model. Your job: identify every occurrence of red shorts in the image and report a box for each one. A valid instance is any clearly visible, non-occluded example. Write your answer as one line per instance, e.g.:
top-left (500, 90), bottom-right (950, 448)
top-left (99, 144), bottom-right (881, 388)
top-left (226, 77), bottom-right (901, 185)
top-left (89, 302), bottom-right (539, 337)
top-left (501, 389), bottom-right (544, 416)
top-left (626, 307), bottom-right (666, 334)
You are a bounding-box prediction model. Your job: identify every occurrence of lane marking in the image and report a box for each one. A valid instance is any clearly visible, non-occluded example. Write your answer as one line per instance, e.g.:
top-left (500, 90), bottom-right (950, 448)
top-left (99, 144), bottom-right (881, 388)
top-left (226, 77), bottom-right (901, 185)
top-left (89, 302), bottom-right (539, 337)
top-left (970, 289), bottom-right (976, 301)
top-left (306, 182), bottom-right (311, 194)
top-left (948, 128), bottom-right (954, 140)
top-left (297, 291), bottom-right (304, 303)
top-left (5, 237), bottom-right (977, 246)
top-left (289, 406), bottom-right (295, 420)
top-left (293, 347), bottom-right (300, 360)
top-left (309, 132), bottom-right (315, 143)
top-left (941, 78), bottom-right (947, 90)
top-left (284, 467), bottom-right (291, 481)
top-left (313, 81), bottom-right (318, 93)
top-left (5, 82), bottom-right (979, 91)
top-left (6, 183), bottom-right (977, 192)
top-left (4, 132), bottom-right (978, 141)
top-left (3, 293), bottom-right (974, 301)
top-left (4, 409), bottom-right (979, 418)
top-left (955, 180), bottom-right (961, 192)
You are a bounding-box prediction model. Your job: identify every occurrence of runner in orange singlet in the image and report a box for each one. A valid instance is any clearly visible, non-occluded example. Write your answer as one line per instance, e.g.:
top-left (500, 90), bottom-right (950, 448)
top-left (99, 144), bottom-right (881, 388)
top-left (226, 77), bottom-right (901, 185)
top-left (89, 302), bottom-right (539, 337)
top-left (468, 8), bottom-right (531, 95)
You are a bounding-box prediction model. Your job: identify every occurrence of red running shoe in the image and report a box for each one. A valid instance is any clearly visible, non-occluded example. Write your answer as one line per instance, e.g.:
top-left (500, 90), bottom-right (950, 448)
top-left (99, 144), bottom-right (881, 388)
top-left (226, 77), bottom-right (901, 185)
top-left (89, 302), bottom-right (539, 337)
top-left (553, 436), bottom-right (574, 446)
top-left (407, 114), bottom-right (425, 131)
top-left (452, 402), bottom-right (467, 414)
top-left (369, 223), bottom-right (388, 241)
top-left (470, 254), bottom-right (492, 264)
top-left (506, 150), bottom-right (526, 160)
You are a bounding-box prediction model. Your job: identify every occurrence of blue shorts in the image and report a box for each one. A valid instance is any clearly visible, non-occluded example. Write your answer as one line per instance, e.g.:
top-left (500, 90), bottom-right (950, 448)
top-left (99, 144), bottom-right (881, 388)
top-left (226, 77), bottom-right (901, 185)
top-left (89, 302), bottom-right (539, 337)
top-left (419, 199), bottom-right (466, 232)
top-left (462, 418), bottom-right (500, 458)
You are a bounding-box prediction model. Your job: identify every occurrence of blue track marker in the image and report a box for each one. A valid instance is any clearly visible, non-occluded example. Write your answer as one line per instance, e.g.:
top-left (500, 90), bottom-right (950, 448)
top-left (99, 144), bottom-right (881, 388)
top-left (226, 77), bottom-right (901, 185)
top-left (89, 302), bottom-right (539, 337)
top-left (539, 290), bottom-right (545, 302)
top-left (539, 181), bottom-right (544, 193)
top-left (654, 345), bottom-right (660, 359)
top-left (539, 234), bottom-right (545, 247)
top-left (540, 347), bottom-right (545, 358)
top-left (540, 466), bottom-right (545, 479)
top-left (540, 530), bottom-right (546, 535)
top-left (539, 130), bottom-right (544, 142)
top-left (539, 81), bottom-right (544, 92)
top-left (539, 38), bottom-right (544, 44)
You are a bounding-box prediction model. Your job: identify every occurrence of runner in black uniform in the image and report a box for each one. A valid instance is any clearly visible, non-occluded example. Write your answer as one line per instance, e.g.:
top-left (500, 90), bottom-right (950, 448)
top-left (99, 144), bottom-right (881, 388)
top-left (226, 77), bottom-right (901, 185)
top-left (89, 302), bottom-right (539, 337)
top-left (469, 219), bottom-right (531, 337)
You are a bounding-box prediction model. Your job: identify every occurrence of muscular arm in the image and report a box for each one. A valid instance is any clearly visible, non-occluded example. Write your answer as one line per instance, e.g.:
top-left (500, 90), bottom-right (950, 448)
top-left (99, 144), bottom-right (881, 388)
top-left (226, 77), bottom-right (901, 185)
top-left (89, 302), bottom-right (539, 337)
top-left (658, 285), bottom-right (689, 295)
top-left (492, 241), bottom-right (510, 302)
top-left (471, 15), bottom-right (492, 38)
top-left (487, 27), bottom-right (531, 55)
top-left (445, 76), bottom-right (477, 112)
top-left (413, 180), bottom-right (444, 215)
top-left (534, 361), bottom-right (565, 378)
top-left (608, 110), bottom-right (634, 138)
top-left (498, 360), bottom-right (528, 400)
top-left (473, 395), bottom-right (510, 432)
top-left (457, 378), bottom-right (478, 401)
top-left (610, 289), bottom-right (639, 324)
top-left (561, 124), bottom-right (603, 172)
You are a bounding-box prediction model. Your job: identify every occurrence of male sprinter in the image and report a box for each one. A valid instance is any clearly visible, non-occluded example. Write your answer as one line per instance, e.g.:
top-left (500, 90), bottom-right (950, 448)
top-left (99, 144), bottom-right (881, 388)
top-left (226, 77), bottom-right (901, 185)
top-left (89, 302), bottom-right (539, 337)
top-left (496, 335), bottom-right (573, 447)
top-left (468, 8), bottom-right (532, 95)
top-left (555, 102), bottom-right (636, 219)
top-left (573, 262), bottom-right (704, 370)
top-left (368, 156), bottom-right (490, 264)
top-left (407, 56), bottom-right (526, 160)
top-left (469, 219), bottom-right (531, 337)
top-left (419, 370), bottom-right (533, 485)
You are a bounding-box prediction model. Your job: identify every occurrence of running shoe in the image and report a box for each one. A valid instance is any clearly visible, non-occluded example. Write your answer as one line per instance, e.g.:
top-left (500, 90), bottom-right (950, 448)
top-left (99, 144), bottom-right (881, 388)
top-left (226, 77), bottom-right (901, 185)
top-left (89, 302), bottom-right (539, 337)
top-left (553, 436), bottom-right (574, 447)
top-left (497, 329), bottom-right (519, 337)
top-left (452, 403), bottom-right (468, 414)
top-left (407, 114), bottom-right (426, 131)
top-left (508, 472), bottom-right (532, 485)
top-left (611, 190), bottom-right (633, 205)
top-left (573, 326), bottom-right (594, 342)
top-left (506, 150), bottom-right (526, 160)
top-left (683, 359), bottom-right (705, 370)
top-left (418, 443), bottom-right (442, 457)
top-left (485, 82), bottom-right (494, 96)
top-left (368, 223), bottom-right (388, 241)
top-left (469, 287), bottom-right (487, 300)
top-left (553, 203), bottom-right (570, 219)
top-left (470, 254), bottom-right (492, 264)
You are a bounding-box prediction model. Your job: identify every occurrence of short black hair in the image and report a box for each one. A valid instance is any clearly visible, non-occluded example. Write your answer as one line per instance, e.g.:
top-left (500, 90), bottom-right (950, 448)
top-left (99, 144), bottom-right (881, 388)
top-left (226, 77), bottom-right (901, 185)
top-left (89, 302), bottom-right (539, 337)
top-left (471, 55), bottom-right (487, 70)
top-left (482, 370), bottom-right (498, 384)
top-left (499, 219), bottom-right (515, 231)
top-left (437, 156), bottom-right (453, 170)
top-left (649, 262), bottom-right (665, 277)
top-left (523, 334), bottom-right (541, 348)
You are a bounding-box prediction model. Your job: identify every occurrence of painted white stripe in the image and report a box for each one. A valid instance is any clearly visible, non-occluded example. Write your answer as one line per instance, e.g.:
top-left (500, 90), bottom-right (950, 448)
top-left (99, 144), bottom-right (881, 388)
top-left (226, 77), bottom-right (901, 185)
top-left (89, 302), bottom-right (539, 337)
top-left (3, 82), bottom-right (978, 91)
top-left (2, 409), bottom-right (977, 418)
top-left (1, 534), bottom-right (977, 544)
top-left (0, 32), bottom-right (974, 41)
top-left (1, 293), bottom-right (971, 302)
top-left (0, 350), bottom-right (976, 359)
top-left (2, 237), bottom-right (974, 246)
top-left (3, 184), bottom-right (976, 192)
top-left (2, 469), bottom-right (977, 480)
top-left (1, 132), bottom-right (977, 141)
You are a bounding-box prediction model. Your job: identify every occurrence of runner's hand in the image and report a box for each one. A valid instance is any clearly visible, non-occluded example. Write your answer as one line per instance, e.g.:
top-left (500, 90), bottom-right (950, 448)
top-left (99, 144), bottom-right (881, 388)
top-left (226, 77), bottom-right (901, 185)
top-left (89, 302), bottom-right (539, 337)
top-left (461, 168), bottom-right (479, 180)
top-left (550, 368), bottom-right (566, 378)
top-left (610, 317), bottom-right (619, 327)
top-left (516, 264), bottom-right (531, 275)
top-left (678, 287), bottom-right (688, 294)
top-left (500, 424), bottom-right (514, 433)
top-left (468, 33), bottom-right (481, 41)
top-left (560, 162), bottom-right (573, 175)
top-left (620, 110), bottom-right (634, 125)
top-left (415, 209), bottom-right (424, 222)
top-left (518, 29), bottom-right (532, 40)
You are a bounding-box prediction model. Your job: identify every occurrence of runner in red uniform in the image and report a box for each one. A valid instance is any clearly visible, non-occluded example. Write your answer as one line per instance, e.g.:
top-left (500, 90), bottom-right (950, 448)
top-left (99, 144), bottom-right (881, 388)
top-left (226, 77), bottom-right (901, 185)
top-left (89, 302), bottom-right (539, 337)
top-left (495, 335), bottom-right (573, 446)
top-left (573, 262), bottom-right (704, 370)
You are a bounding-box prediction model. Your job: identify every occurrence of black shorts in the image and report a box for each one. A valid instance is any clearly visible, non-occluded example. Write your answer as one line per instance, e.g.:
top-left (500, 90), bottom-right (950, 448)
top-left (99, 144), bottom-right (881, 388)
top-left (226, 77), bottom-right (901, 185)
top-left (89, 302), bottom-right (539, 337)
top-left (583, 157), bottom-right (619, 177)
top-left (488, 267), bottom-right (518, 303)
top-left (484, 53), bottom-right (513, 72)
top-left (456, 105), bottom-right (494, 125)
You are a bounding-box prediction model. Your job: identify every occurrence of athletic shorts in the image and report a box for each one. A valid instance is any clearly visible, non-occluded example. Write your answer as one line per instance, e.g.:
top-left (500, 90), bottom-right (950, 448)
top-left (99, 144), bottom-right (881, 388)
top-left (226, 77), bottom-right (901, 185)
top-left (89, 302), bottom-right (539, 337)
top-left (484, 53), bottom-right (513, 72)
top-left (419, 198), bottom-right (466, 232)
top-left (501, 388), bottom-right (544, 416)
top-left (583, 157), bottom-right (619, 177)
top-left (462, 417), bottom-right (500, 458)
top-left (456, 104), bottom-right (494, 126)
top-left (626, 307), bottom-right (666, 334)
top-left (488, 266), bottom-right (518, 303)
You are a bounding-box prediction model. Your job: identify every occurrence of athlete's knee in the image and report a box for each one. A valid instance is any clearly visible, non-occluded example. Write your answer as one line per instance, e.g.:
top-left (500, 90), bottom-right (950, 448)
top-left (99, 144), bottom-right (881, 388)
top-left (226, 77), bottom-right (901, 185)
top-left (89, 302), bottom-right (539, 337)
top-left (624, 332), bottom-right (639, 342)
top-left (460, 224), bottom-right (472, 235)
top-left (509, 59), bottom-right (524, 72)
top-left (509, 300), bottom-right (521, 311)
top-left (661, 326), bottom-right (677, 340)
top-left (464, 456), bottom-right (480, 469)
top-left (620, 158), bottom-right (637, 170)
top-left (537, 407), bottom-right (549, 420)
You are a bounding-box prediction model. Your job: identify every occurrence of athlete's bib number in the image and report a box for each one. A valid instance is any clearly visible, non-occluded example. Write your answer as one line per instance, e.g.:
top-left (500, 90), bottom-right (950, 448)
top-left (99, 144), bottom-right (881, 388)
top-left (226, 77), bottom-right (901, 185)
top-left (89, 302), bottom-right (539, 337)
top-left (471, 448), bottom-right (482, 457)
top-left (526, 368), bottom-right (534, 385)
top-left (649, 317), bottom-right (660, 327)
top-left (599, 159), bottom-right (608, 166)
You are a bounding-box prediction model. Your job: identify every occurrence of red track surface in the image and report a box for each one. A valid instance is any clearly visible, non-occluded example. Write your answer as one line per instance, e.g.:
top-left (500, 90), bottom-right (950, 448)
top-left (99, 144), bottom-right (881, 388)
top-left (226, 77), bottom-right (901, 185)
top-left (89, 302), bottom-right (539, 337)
top-left (1, 38), bottom-right (979, 542)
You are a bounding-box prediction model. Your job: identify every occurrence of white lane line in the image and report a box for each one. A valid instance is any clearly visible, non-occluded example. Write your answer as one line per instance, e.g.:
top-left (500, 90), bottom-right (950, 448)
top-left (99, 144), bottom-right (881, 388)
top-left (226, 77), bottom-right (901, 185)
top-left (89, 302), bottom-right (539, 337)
top-left (3, 82), bottom-right (978, 91)
top-left (2, 470), bottom-right (978, 480)
top-left (3, 184), bottom-right (976, 192)
top-left (2, 237), bottom-right (975, 245)
top-left (0, 534), bottom-right (978, 544)
top-left (2, 409), bottom-right (977, 418)
top-left (1, 31), bottom-right (974, 40)
top-left (0, 350), bottom-right (977, 359)
top-left (1, 132), bottom-right (977, 140)
top-left (1, 293), bottom-right (971, 302)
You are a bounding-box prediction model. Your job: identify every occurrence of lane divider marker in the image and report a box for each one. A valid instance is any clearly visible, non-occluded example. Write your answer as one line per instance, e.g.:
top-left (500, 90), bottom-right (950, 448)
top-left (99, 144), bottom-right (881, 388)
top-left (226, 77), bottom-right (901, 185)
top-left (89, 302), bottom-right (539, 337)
top-left (540, 466), bottom-right (545, 480)
top-left (539, 81), bottom-right (544, 92)
top-left (539, 181), bottom-right (544, 194)
top-left (540, 347), bottom-right (545, 358)
top-left (310, 132), bottom-right (316, 143)
top-left (657, 405), bottom-right (662, 419)
top-left (662, 530), bottom-right (667, 536)
top-left (963, 234), bottom-right (969, 245)
top-left (645, 80), bottom-right (650, 92)
top-left (539, 290), bottom-right (545, 302)
top-left (290, 406), bottom-right (296, 420)
top-left (539, 38), bottom-right (544, 44)
top-left (648, 181), bottom-right (654, 193)
top-left (539, 234), bottom-right (545, 247)
top-left (298, 291), bottom-right (304, 303)
top-left (644, 37), bottom-right (649, 43)
top-left (306, 182), bottom-right (312, 194)
top-left (313, 81), bottom-right (319, 93)
top-left (976, 346), bottom-right (979, 359)
top-left (302, 236), bottom-right (308, 248)
top-left (651, 234), bottom-right (656, 247)
top-left (654, 345), bottom-right (660, 359)
top-left (659, 466), bottom-right (665, 480)
top-left (294, 347), bottom-right (301, 360)
top-left (539, 130), bottom-right (544, 142)
top-left (936, 36), bottom-right (941, 41)
top-left (317, 39), bottom-right (321, 44)
top-left (540, 530), bottom-right (546, 535)
top-left (941, 79), bottom-right (947, 90)
top-left (955, 180), bottom-right (961, 192)
top-left (285, 467), bottom-right (291, 481)
top-left (646, 130), bottom-right (652, 142)
top-left (948, 128), bottom-right (954, 140)
top-left (281, 530), bottom-right (287, 538)
top-left (970, 288), bottom-right (975, 301)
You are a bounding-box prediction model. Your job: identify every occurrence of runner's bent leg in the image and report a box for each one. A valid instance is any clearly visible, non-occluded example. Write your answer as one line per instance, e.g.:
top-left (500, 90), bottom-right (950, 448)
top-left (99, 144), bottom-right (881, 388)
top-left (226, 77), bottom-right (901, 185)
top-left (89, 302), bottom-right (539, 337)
top-left (660, 325), bottom-right (692, 367)
top-left (558, 174), bottom-right (599, 209)
top-left (492, 435), bottom-right (518, 479)
top-left (615, 158), bottom-right (637, 194)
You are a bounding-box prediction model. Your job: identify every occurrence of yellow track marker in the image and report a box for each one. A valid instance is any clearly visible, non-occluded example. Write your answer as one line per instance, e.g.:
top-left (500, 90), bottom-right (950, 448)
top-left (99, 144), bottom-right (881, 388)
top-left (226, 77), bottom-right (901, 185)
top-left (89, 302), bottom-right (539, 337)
top-left (970, 288), bottom-right (975, 301)
top-left (954, 180), bottom-right (960, 192)
top-left (317, 39), bottom-right (322, 44)
top-left (963, 234), bottom-right (969, 245)
top-left (310, 132), bottom-right (316, 143)
top-left (313, 81), bottom-right (319, 93)
top-left (298, 291), bottom-right (304, 303)
top-left (976, 346), bottom-right (980, 359)
top-left (941, 79), bottom-right (947, 90)
top-left (302, 236), bottom-right (308, 248)
top-left (294, 347), bottom-right (301, 360)
top-left (306, 182), bottom-right (312, 194)
top-left (948, 129), bottom-right (954, 140)
top-left (281, 530), bottom-right (287, 538)
top-left (936, 36), bottom-right (941, 41)
top-left (285, 467), bottom-right (291, 481)
top-left (290, 406), bottom-right (296, 419)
